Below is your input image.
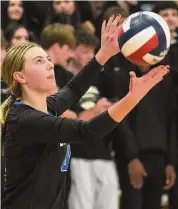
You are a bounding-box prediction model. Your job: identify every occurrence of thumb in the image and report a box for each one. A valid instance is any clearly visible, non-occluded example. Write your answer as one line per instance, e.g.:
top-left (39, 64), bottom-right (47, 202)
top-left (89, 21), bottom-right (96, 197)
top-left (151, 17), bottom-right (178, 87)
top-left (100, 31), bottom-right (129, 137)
top-left (142, 166), bottom-right (148, 176)
top-left (143, 169), bottom-right (148, 177)
top-left (129, 71), bottom-right (136, 89)
top-left (129, 71), bottom-right (136, 79)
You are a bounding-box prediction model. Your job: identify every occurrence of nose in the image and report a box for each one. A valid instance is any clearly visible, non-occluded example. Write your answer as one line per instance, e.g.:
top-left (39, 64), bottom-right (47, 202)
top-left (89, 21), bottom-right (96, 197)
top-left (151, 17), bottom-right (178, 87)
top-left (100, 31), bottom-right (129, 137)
top-left (60, 2), bottom-right (66, 10)
top-left (46, 59), bottom-right (54, 70)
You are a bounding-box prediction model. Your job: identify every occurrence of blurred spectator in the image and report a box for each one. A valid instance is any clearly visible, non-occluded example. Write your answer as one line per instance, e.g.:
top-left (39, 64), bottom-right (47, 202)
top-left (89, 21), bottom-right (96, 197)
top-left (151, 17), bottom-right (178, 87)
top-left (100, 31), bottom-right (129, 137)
top-left (67, 26), bottom-right (99, 75)
top-left (153, 2), bottom-right (178, 209)
top-left (4, 23), bottom-right (29, 46)
top-left (78, 1), bottom-right (106, 23)
top-left (44, 0), bottom-right (80, 30)
top-left (81, 21), bottom-right (96, 35)
top-left (0, 30), bottom-right (8, 68)
top-left (41, 23), bottom-right (75, 89)
top-left (1, 0), bottom-right (27, 31)
top-left (103, 6), bottom-right (129, 24)
top-left (1, 30), bottom-right (10, 104)
top-left (22, 1), bottom-right (50, 40)
top-left (94, 5), bottom-right (130, 38)
top-left (153, 1), bottom-right (178, 43)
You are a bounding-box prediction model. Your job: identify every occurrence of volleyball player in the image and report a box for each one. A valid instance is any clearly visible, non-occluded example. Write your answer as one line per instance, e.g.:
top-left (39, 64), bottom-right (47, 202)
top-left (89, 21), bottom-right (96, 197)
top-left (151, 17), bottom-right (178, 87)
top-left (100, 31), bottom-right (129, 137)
top-left (1, 15), bottom-right (169, 209)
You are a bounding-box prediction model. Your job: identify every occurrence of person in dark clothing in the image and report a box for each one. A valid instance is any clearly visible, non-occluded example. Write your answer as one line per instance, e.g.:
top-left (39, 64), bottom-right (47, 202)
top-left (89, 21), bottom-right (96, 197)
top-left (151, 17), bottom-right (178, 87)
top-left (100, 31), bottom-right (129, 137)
top-left (153, 2), bottom-right (178, 209)
top-left (0, 16), bottom-right (170, 209)
top-left (1, 0), bottom-right (27, 31)
top-left (44, 0), bottom-right (81, 31)
top-left (4, 22), bottom-right (38, 46)
top-left (97, 49), bottom-right (177, 209)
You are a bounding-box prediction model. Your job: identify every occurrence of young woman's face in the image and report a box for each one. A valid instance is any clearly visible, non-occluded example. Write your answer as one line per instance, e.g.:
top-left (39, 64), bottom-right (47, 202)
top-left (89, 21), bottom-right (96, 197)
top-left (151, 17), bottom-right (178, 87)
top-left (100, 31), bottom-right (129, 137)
top-left (53, 0), bottom-right (75, 15)
top-left (8, 0), bottom-right (24, 21)
top-left (19, 47), bottom-right (56, 93)
top-left (11, 27), bottom-right (29, 45)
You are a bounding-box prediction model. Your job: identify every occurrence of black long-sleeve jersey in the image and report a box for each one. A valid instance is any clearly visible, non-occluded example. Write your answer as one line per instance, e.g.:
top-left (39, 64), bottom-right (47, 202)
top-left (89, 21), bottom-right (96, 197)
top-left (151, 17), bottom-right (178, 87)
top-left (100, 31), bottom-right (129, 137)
top-left (2, 58), bottom-right (118, 209)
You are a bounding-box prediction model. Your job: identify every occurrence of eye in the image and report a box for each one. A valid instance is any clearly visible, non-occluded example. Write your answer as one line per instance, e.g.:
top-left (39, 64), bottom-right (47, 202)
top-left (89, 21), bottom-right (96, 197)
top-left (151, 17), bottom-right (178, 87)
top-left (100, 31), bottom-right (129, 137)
top-left (36, 58), bottom-right (44, 64)
top-left (47, 58), bottom-right (52, 62)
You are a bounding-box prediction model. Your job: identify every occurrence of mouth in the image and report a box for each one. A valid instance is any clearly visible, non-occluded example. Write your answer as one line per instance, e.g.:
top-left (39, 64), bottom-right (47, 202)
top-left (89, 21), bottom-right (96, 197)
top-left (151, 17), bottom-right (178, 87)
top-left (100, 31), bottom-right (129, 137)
top-left (47, 75), bottom-right (55, 79)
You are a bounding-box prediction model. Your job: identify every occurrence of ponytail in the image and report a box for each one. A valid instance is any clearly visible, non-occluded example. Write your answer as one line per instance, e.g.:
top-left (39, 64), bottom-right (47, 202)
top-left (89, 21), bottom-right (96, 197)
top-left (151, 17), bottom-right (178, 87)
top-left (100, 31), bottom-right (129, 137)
top-left (0, 95), bottom-right (16, 125)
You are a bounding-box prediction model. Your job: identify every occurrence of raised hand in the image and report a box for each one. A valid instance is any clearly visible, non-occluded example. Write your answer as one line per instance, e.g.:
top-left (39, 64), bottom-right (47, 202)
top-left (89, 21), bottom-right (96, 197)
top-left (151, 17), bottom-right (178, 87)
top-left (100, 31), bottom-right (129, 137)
top-left (100, 15), bottom-right (121, 56)
top-left (96, 15), bottom-right (122, 65)
top-left (129, 65), bottom-right (170, 103)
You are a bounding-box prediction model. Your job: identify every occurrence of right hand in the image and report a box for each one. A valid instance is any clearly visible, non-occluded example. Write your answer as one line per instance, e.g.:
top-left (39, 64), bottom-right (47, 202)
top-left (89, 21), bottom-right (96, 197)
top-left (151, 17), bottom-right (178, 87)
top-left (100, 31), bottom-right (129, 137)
top-left (128, 65), bottom-right (170, 103)
top-left (128, 159), bottom-right (147, 189)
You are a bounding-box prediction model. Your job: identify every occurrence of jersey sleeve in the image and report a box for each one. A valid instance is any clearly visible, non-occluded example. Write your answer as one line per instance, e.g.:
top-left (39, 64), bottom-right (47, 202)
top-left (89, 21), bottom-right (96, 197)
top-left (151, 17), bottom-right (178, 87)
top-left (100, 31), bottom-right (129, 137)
top-left (11, 108), bottom-right (118, 144)
top-left (47, 58), bottom-right (104, 116)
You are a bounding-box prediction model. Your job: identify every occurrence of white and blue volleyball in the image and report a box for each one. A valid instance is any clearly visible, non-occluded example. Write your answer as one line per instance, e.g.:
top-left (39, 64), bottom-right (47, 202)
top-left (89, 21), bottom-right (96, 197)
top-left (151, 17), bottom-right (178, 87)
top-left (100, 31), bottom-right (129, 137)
top-left (118, 11), bottom-right (171, 66)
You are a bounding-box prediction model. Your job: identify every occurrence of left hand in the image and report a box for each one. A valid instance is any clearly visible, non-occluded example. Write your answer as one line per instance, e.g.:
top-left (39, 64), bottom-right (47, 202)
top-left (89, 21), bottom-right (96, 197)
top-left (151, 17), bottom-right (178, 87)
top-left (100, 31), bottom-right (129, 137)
top-left (95, 15), bottom-right (122, 65)
top-left (164, 165), bottom-right (176, 190)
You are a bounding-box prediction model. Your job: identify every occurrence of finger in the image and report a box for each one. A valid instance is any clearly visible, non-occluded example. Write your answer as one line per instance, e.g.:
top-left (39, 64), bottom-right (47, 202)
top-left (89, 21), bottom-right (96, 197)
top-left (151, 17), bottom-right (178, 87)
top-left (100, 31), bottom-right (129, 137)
top-left (131, 173), bottom-right (143, 188)
top-left (143, 66), bottom-right (164, 81)
top-left (131, 176), bottom-right (143, 189)
top-left (151, 65), bottom-right (170, 79)
top-left (163, 175), bottom-right (176, 190)
top-left (106, 15), bottom-right (115, 32)
top-left (109, 15), bottom-right (122, 35)
top-left (101, 20), bottom-right (106, 36)
top-left (146, 66), bottom-right (170, 88)
top-left (142, 168), bottom-right (148, 177)
top-left (112, 15), bottom-right (122, 27)
top-left (129, 71), bottom-right (137, 91)
top-left (130, 71), bottom-right (136, 79)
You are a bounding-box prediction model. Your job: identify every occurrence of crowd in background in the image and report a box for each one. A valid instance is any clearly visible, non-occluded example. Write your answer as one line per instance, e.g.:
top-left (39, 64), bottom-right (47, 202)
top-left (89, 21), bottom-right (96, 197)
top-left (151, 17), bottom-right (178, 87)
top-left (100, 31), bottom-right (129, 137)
top-left (1, 1), bottom-right (178, 209)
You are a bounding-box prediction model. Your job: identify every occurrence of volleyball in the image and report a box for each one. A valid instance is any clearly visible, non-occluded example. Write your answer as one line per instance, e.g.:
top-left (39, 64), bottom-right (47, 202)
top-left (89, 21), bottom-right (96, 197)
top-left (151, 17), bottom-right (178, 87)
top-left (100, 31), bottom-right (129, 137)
top-left (118, 11), bottom-right (171, 66)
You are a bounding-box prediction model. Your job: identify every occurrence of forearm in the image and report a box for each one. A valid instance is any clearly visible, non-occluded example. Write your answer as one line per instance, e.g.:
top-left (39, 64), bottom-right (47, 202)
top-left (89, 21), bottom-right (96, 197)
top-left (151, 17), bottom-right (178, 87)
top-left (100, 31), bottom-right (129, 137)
top-left (66, 50), bottom-right (110, 97)
top-left (108, 93), bottom-right (138, 123)
top-left (85, 93), bottom-right (139, 141)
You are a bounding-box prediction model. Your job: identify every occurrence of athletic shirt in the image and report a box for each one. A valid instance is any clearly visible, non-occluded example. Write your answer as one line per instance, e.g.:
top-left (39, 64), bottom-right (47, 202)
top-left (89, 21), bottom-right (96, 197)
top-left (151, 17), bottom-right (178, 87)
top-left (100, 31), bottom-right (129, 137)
top-left (2, 58), bottom-right (118, 209)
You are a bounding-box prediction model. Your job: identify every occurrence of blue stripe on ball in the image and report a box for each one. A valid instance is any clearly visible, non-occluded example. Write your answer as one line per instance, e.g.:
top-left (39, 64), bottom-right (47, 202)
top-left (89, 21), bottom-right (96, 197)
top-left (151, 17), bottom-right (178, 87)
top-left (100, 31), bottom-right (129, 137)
top-left (130, 13), bottom-right (141, 28)
top-left (119, 21), bottom-right (150, 49)
top-left (142, 14), bottom-right (167, 56)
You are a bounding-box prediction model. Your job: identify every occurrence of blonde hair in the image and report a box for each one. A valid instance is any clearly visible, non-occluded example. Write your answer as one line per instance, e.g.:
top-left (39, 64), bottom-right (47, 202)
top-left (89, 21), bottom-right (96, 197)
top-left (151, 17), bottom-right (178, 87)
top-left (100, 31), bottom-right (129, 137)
top-left (41, 23), bottom-right (76, 50)
top-left (0, 42), bottom-right (40, 125)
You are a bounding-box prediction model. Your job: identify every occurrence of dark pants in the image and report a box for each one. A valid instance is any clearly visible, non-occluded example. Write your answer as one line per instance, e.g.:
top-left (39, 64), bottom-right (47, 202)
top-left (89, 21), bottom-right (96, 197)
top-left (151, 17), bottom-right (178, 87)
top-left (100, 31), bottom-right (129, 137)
top-left (169, 163), bottom-right (178, 209)
top-left (116, 153), bottom-right (165, 209)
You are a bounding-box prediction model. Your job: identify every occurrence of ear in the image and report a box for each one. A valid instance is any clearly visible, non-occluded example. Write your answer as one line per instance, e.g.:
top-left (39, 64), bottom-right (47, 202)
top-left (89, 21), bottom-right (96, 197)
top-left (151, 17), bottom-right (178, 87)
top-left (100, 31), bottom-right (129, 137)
top-left (53, 43), bottom-right (61, 53)
top-left (13, 71), bottom-right (27, 84)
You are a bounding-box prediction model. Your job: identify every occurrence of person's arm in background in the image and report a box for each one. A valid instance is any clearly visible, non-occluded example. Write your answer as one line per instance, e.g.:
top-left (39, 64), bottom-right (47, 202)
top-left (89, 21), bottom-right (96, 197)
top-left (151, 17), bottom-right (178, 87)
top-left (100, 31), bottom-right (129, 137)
top-left (164, 74), bottom-right (177, 190)
top-left (78, 97), bottom-right (113, 120)
top-left (61, 110), bottom-right (78, 119)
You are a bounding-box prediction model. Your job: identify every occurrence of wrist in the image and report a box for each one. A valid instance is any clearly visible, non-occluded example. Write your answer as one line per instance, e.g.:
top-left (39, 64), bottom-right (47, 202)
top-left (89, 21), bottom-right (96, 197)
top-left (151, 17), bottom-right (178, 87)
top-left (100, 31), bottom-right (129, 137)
top-left (95, 49), bottom-right (110, 65)
top-left (125, 93), bottom-right (140, 108)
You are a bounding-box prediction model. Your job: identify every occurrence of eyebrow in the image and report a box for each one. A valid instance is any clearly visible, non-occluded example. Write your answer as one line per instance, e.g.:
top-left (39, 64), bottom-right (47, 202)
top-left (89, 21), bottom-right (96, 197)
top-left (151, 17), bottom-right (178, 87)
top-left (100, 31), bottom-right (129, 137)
top-left (32, 55), bottom-right (50, 60)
